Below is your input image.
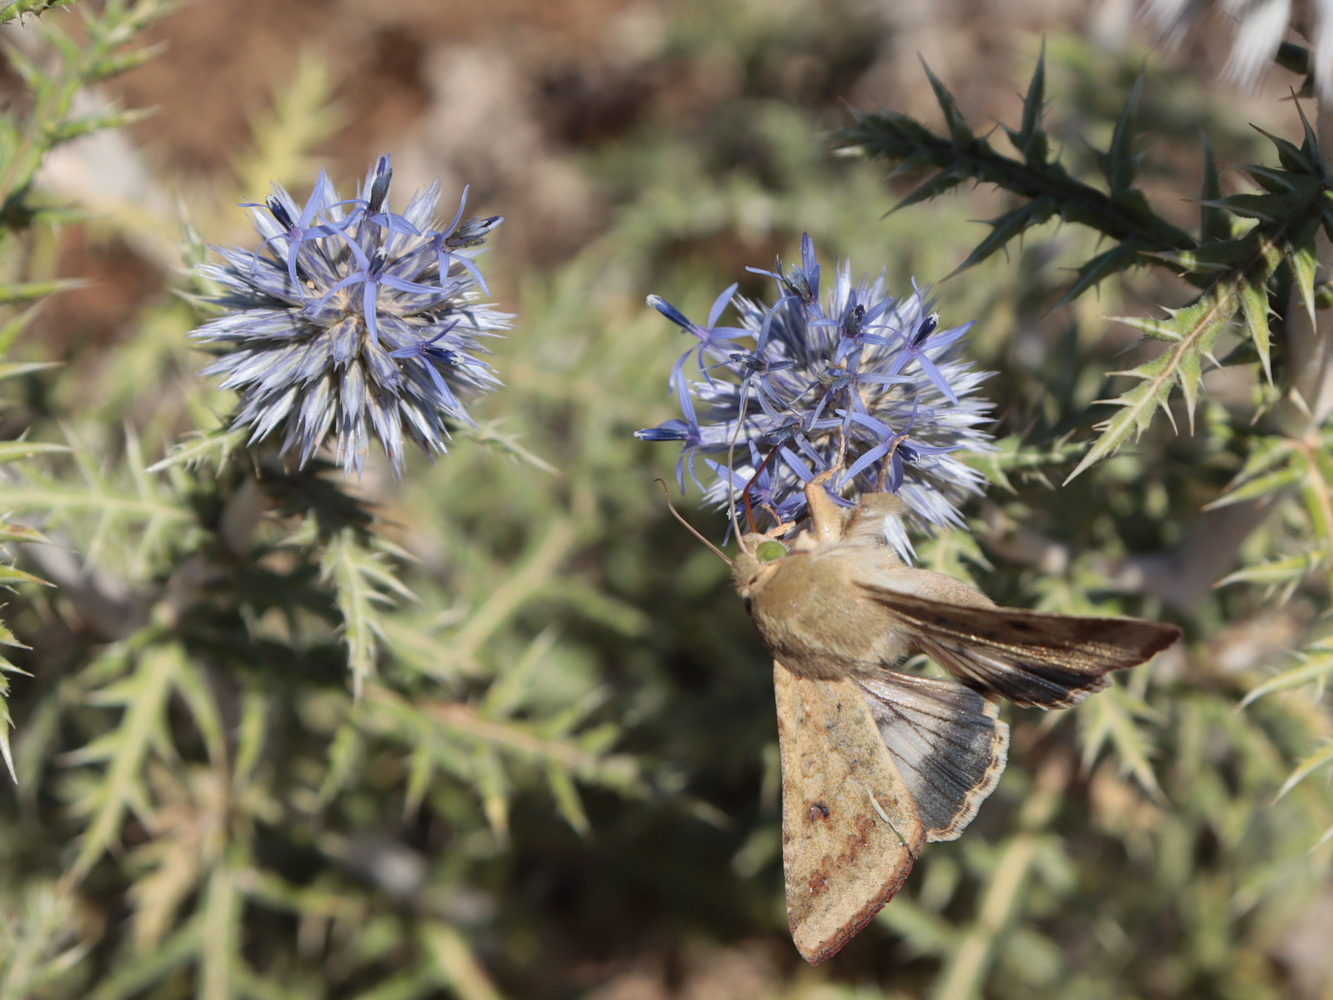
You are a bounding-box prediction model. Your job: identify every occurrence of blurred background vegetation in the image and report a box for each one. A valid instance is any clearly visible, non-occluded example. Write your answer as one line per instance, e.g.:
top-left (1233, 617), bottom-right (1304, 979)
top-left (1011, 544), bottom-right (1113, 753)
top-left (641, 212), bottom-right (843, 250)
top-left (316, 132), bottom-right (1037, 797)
top-left (1, 0), bottom-right (1331, 998)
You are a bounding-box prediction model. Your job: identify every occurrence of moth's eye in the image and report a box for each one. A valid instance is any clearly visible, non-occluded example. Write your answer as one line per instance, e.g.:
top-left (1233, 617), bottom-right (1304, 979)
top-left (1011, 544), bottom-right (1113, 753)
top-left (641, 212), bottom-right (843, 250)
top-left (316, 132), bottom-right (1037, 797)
top-left (755, 540), bottom-right (786, 563)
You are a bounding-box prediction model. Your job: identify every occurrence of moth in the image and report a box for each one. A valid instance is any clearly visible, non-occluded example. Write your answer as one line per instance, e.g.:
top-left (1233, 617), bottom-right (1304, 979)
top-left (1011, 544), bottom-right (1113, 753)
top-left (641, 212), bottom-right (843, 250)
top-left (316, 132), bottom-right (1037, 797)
top-left (730, 472), bottom-right (1182, 965)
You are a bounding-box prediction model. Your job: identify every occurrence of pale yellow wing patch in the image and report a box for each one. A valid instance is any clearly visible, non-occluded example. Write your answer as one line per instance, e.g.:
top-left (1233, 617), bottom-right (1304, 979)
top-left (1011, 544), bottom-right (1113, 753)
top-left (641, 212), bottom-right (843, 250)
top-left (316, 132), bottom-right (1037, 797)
top-left (773, 661), bottom-right (926, 965)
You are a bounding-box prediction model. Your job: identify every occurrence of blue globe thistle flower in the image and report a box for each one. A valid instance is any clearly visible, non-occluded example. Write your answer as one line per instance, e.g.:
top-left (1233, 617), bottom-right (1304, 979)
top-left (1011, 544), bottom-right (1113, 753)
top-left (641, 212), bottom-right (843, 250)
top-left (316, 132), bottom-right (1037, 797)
top-left (636, 234), bottom-right (993, 555)
top-left (190, 155), bottom-right (510, 476)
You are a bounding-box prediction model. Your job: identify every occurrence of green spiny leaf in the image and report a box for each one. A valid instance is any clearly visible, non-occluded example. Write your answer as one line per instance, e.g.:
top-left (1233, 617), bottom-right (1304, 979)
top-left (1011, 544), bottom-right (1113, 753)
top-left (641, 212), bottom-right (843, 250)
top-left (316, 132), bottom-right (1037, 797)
top-left (1005, 45), bottom-right (1048, 167)
top-left (949, 198), bottom-right (1056, 277)
top-left (1079, 687), bottom-right (1163, 799)
top-left (0, 662), bottom-right (21, 783)
top-left (231, 684), bottom-right (267, 790)
top-left (1066, 354), bottom-right (1183, 482)
top-left (1244, 164), bottom-right (1303, 195)
top-left (49, 106), bottom-right (154, 144)
top-left (1273, 741), bottom-right (1333, 803)
top-left (404, 737), bottom-right (433, 817)
top-left (0, 565), bottom-right (51, 589)
top-left (1199, 136), bottom-right (1229, 244)
top-left (1103, 72), bottom-right (1143, 197)
top-left (317, 717), bottom-right (363, 805)
top-left (0, 0), bottom-right (81, 22)
top-left (547, 762), bottom-right (591, 835)
top-left (0, 281), bottom-right (86, 306)
top-left (1238, 270), bottom-right (1274, 382)
top-left (319, 529), bottom-right (414, 696)
top-left (67, 642), bottom-right (182, 882)
top-left (199, 861), bottom-right (241, 1000)
top-left (1239, 644), bottom-right (1333, 707)
top-left (0, 441), bottom-right (68, 467)
top-left (143, 426), bottom-right (248, 476)
top-left (1059, 241), bottom-right (1147, 306)
top-left (462, 420), bottom-right (559, 474)
top-left (1153, 238), bottom-right (1271, 273)
top-left (481, 626), bottom-right (558, 719)
top-left (88, 42), bottom-right (167, 82)
top-left (1207, 192), bottom-right (1271, 222)
top-left (476, 747), bottom-right (511, 838)
top-left (1297, 446), bottom-right (1333, 592)
top-left (1208, 435), bottom-right (1298, 508)
top-left (888, 167), bottom-right (970, 215)
top-left (365, 686), bottom-right (639, 794)
top-left (1067, 265), bottom-right (1257, 482)
top-left (0, 301), bottom-right (50, 356)
top-left (921, 60), bottom-right (974, 149)
top-left (1253, 124), bottom-right (1317, 175)
top-left (1108, 311), bottom-right (1186, 343)
top-left (1215, 551), bottom-right (1326, 589)
top-left (1287, 233), bottom-right (1319, 324)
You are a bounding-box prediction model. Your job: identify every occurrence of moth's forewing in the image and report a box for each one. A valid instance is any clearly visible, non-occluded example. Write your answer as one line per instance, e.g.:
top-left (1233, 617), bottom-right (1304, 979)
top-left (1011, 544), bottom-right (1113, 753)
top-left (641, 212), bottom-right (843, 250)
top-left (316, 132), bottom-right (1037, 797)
top-left (860, 586), bottom-right (1182, 708)
top-left (774, 662), bottom-right (924, 965)
top-left (854, 671), bottom-right (1009, 841)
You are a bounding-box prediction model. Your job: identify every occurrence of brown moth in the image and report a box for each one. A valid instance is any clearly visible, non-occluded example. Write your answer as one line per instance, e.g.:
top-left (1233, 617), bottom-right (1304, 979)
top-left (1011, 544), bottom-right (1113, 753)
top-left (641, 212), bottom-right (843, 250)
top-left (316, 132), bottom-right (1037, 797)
top-left (731, 472), bottom-right (1181, 965)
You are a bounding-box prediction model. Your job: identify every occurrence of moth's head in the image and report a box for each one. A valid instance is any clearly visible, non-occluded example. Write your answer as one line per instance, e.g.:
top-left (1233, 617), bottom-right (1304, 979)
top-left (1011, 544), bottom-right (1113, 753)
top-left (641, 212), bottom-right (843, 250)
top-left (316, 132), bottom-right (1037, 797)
top-left (731, 532), bottom-right (789, 605)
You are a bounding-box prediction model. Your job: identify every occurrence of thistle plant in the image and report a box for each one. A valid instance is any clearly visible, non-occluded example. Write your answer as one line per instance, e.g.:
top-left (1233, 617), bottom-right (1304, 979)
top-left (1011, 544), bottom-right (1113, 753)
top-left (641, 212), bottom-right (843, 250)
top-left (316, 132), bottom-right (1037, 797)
top-left (191, 154), bottom-right (508, 476)
top-left (637, 235), bottom-right (992, 554)
top-left (6, 0), bottom-right (1333, 997)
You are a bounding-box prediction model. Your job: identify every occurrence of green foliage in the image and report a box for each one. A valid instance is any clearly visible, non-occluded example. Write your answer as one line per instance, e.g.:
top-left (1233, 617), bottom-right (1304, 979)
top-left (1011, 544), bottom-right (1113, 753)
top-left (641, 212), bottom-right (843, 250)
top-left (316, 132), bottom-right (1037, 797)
top-left (0, 2), bottom-right (81, 21)
top-left (2, 0), bottom-right (183, 783)
top-left (828, 33), bottom-right (1333, 998)
top-left (834, 52), bottom-right (1333, 481)
top-left (0, 3), bottom-right (1331, 999)
top-left (0, 0), bottom-right (167, 209)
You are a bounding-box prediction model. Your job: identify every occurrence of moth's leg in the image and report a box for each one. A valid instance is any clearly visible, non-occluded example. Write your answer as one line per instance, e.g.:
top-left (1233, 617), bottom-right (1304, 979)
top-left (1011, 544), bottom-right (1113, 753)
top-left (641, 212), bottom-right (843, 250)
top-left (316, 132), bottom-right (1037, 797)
top-left (805, 422), bottom-right (859, 542)
top-left (873, 435), bottom-right (903, 493)
top-left (804, 468), bottom-right (847, 542)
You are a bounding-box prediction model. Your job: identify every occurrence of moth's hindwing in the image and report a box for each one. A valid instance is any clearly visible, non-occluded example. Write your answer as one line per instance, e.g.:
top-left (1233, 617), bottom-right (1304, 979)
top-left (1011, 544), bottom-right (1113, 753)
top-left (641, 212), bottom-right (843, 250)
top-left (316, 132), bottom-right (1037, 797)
top-left (774, 662), bottom-right (925, 964)
top-left (855, 671), bottom-right (1009, 841)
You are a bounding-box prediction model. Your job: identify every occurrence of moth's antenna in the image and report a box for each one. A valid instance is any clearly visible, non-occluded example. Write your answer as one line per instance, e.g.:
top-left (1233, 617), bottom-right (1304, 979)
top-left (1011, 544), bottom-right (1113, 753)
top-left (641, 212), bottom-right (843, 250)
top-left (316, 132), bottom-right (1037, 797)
top-left (724, 395), bottom-right (752, 544)
top-left (656, 480), bottom-right (732, 566)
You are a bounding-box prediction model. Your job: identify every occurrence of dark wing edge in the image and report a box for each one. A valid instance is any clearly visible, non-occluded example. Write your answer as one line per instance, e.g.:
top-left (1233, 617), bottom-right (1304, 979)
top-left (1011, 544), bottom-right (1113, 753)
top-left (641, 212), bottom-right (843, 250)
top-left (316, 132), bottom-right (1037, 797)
top-left (861, 584), bottom-right (1182, 709)
top-left (855, 670), bottom-right (1009, 842)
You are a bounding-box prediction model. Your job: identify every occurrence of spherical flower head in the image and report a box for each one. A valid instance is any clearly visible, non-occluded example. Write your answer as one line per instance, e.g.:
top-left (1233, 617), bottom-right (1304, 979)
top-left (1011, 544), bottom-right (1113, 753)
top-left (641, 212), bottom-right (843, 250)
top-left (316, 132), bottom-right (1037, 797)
top-left (190, 154), bottom-right (510, 476)
top-left (636, 234), bottom-right (993, 557)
